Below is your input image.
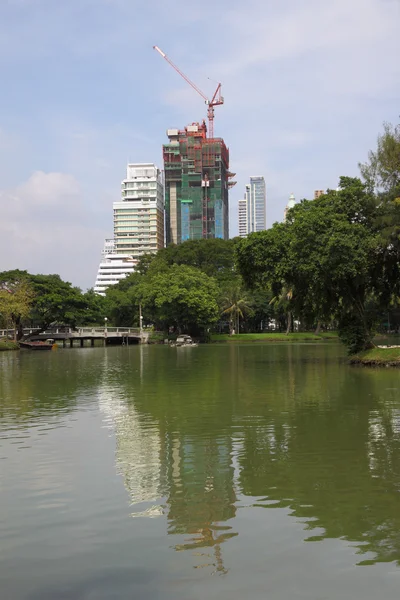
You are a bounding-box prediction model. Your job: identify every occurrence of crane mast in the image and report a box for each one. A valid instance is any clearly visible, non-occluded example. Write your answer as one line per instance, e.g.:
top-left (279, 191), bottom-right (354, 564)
top-left (153, 45), bottom-right (223, 138)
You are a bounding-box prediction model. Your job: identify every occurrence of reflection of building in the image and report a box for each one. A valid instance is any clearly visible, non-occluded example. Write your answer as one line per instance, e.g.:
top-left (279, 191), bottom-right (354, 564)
top-left (163, 122), bottom-right (233, 244)
top-left (284, 193), bottom-right (296, 222)
top-left (98, 378), bottom-right (163, 516)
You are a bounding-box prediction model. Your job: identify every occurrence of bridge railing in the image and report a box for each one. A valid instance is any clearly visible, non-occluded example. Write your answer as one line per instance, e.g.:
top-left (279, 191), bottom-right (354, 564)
top-left (77, 327), bottom-right (141, 335)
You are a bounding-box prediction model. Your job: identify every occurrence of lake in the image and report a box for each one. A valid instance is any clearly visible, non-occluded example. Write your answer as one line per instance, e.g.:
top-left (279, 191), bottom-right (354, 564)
top-left (1, 343), bottom-right (400, 599)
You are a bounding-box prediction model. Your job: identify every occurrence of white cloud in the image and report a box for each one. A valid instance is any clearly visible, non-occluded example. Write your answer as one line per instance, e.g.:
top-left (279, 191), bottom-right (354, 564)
top-left (0, 172), bottom-right (106, 289)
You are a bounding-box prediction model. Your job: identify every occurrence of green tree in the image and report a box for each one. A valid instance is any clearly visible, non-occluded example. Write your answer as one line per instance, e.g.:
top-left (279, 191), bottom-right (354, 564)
top-left (220, 282), bottom-right (252, 334)
top-left (359, 122), bottom-right (400, 193)
top-left (137, 264), bottom-right (220, 335)
top-left (0, 279), bottom-right (34, 340)
top-left (236, 177), bottom-right (381, 352)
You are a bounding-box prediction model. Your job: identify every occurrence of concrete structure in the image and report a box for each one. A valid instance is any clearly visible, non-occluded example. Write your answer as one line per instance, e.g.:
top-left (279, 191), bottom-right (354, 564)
top-left (314, 189), bottom-right (324, 199)
top-left (114, 163), bottom-right (164, 258)
top-left (14, 327), bottom-right (150, 346)
top-left (94, 239), bottom-right (135, 295)
top-left (163, 122), bottom-right (235, 244)
top-left (238, 198), bottom-right (248, 237)
top-left (284, 193), bottom-right (296, 222)
top-left (239, 176), bottom-right (266, 237)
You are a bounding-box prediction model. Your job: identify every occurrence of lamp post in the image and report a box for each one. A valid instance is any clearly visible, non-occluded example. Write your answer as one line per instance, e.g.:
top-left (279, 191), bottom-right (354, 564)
top-left (104, 317), bottom-right (108, 346)
top-left (139, 304), bottom-right (143, 333)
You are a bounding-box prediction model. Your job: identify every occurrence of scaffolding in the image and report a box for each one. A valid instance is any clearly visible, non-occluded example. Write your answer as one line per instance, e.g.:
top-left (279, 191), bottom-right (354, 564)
top-left (163, 122), bottom-right (233, 245)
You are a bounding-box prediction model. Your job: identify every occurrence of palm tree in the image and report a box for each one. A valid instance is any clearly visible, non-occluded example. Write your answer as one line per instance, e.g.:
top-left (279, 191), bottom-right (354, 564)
top-left (269, 286), bottom-right (293, 335)
top-left (220, 283), bottom-right (252, 335)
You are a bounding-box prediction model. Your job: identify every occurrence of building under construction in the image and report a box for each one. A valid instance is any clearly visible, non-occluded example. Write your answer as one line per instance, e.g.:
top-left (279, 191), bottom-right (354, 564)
top-left (163, 121), bottom-right (234, 244)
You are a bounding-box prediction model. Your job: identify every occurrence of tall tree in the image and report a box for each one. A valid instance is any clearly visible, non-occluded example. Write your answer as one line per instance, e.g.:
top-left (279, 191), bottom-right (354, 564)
top-left (0, 279), bottom-right (34, 340)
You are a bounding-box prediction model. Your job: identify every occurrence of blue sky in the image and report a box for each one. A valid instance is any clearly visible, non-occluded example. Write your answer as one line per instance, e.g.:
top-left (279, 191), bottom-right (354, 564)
top-left (1, 0), bottom-right (399, 289)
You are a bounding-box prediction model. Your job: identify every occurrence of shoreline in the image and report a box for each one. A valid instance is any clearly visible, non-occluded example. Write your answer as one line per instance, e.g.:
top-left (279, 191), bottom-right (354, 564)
top-left (210, 333), bottom-right (338, 343)
top-left (0, 340), bottom-right (19, 352)
top-left (349, 347), bottom-right (400, 367)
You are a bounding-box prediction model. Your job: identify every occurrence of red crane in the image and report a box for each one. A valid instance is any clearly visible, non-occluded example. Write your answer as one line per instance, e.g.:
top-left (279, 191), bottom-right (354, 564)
top-left (153, 45), bottom-right (223, 139)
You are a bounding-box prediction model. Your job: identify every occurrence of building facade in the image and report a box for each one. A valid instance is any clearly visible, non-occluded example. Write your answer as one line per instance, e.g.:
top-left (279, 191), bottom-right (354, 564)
top-left (314, 189), bottom-right (324, 199)
top-left (94, 163), bottom-right (164, 295)
top-left (238, 176), bottom-right (266, 237)
top-left (238, 198), bottom-right (248, 237)
top-left (94, 239), bottom-right (136, 296)
top-left (113, 163), bottom-right (164, 259)
top-left (163, 122), bottom-right (234, 245)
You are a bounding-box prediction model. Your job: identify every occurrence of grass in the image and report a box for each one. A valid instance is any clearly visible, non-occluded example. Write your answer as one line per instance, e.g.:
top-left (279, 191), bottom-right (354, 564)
top-left (210, 332), bottom-right (338, 343)
top-left (0, 339), bottom-right (19, 351)
top-left (350, 346), bottom-right (400, 366)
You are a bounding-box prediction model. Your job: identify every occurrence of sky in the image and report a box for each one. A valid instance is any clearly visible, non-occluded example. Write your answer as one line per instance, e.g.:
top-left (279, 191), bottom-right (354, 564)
top-left (0, 0), bottom-right (399, 289)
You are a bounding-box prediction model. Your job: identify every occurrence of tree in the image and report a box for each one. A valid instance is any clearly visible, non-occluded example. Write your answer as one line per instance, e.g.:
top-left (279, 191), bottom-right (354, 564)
top-left (359, 122), bottom-right (400, 193)
top-left (137, 238), bottom-right (238, 283)
top-left (236, 177), bottom-right (381, 352)
top-left (28, 274), bottom-right (88, 329)
top-left (137, 264), bottom-right (220, 335)
top-left (0, 279), bottom-right (34, 340)
top-left (220, 282), bottom-right (252, 334)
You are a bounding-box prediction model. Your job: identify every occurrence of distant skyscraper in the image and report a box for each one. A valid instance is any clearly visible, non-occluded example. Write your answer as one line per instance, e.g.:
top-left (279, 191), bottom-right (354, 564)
top-left (238, 198), bottom-right (248, 237)
top-left (163, 122), bottom-right (234, 244)
top-left (284, 193), bottom-right (296, 222)
top-left (238, 176), bottom-right (266, 237)
top-left (314, 189), bottom-right (324, 199)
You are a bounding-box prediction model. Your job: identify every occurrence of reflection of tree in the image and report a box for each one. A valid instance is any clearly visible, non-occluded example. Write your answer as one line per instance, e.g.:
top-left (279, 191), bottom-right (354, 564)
top-left (234, 350), bottom-right (400, 566)
top-left (165, 434), bottom-right (237, 574)
top-left (115, 346), bottom-right (239, 573)
top-left (0, 350), bottom-right (101, 426)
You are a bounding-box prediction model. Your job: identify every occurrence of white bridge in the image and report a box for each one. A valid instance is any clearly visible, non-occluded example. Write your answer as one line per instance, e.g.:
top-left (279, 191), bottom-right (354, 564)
top-left (0, 327), bottom-right (150, 346)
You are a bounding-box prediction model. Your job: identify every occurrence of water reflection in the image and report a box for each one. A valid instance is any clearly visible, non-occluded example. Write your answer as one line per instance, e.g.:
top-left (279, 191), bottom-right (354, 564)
top-left (2, 344), bottom-right (400, 579)
top-left (97, 344), bottom-right (400, 570)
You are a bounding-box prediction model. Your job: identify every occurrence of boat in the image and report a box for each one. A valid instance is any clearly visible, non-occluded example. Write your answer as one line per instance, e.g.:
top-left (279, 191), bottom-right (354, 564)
top-left (19, 339), bottom-right (57, 351)
top-left (171, 335), bottom-right (198, 347)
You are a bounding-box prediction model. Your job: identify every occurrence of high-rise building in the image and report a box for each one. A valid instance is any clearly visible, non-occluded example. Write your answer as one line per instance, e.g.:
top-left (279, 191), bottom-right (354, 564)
top-left (94, 163), bottom-right (164, 295)
top-left (238, 176), bottom-right (266, 237)
top-left (163, 122), bottom-right (234, 244)
top-left (113, 163), bottom-right (164, 259)
top-left (314, 189), bottom-right (324, 199)
top-left (238, 198), bottom-right (248, 237)
top-left (94, 239), bottom-right (136, 296)
top-left (284, 193), bottom-right (296, 222)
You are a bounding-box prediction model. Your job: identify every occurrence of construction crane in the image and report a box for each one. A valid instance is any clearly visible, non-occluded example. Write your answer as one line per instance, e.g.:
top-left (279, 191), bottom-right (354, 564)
top-left (153, 45), bottom-right (223, 139)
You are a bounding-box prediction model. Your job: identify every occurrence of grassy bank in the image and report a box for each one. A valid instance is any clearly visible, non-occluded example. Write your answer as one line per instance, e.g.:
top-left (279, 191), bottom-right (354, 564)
top-left (211, 332), bottom-right (338, 343)
top-left (0, 339), bottom-right (19, 351)
top-left (350, 347), bottom-right (400, 366)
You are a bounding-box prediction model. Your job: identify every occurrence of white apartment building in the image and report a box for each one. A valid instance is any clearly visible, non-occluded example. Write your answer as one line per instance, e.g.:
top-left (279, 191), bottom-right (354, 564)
top-left (94, 239), bottom-right (135, 296)
top-left (114, 163), bottom-right (164, 260)
top-left (238, 198), bottom-right (248, 237)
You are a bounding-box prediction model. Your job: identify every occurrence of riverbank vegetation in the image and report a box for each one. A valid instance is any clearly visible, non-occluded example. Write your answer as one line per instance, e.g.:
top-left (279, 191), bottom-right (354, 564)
top-left (350, 347), bottom-right (400, 366)
top-left (0, 339), bottom-right (19, 351)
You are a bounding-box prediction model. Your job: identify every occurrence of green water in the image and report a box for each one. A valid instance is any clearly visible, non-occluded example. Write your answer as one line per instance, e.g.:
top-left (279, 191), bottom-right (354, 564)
top-left (1, 344), bottom-right (400, 599)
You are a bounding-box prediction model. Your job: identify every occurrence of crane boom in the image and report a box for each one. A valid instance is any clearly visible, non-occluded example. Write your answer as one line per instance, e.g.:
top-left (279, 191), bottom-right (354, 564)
top-left (153, 46), bottom-right (208, 103)
top-left (153, 45), bottom-right (223, 138)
